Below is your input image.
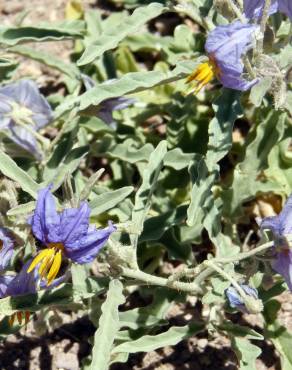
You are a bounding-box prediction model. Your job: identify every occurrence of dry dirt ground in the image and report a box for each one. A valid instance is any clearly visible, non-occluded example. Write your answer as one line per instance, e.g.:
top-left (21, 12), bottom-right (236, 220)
top-left (0, 1), bottom-right (291, 369)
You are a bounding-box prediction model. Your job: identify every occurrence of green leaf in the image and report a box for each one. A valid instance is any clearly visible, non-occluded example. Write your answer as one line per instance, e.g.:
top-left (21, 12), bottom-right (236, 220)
top-left (108, 140), bottom-right (153, 163)
top-left (231, 337), bottom-right (261, 370)
top-left (140, 205), bottom-right (187, 242)
top-left (48, 146), bottom-right (89, 191)
top-left (219, 322), bottom-right (264, 340)
top-left (0, 284), bottom-right (76, 315)
top-left (9, 45), bottom-right (80, 79)
top-left (164, 148), bottom-right (197, 170)
top-left (77, 3), bottom-right (167, 65)
top-left (90, 279), bottom-right (125, 370)
top-left (89, 186), bottom-right (134, 216)
top-left (0, 150), bottom-right (39, 198)
top-left (131, 141), bottom-right (167, 242)
top-left (266, 321), bottom-right (292, 370)
top-left (112, 323), bottom-right (204, 354)
top-left (0, 20), bottom-right (85, 45)
top-left (249, 77), bottom-right (273, 107)
top-left (55, 61), bottom-right (197, 117)
top-left (206, 89), bottom-right (242, 170)
top-left (222, 110), bottom-right (286, 217)
top-left (187, 157), bottom-right (214, 227)
top-left (119, 308), bottom-right (166, 330)
top-left (7, 201), bottom-right (36, 217)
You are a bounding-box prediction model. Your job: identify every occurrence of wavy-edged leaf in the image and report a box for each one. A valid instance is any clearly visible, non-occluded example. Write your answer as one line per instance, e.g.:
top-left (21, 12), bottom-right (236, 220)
top-left (9, 45), bottom-right (80, 79)
top-left (0, 150), bottom-right (39, 198)
top-left (0, 284), bottom-right (75, 315)
top-left (231, 337), bottom-right (261, 370)
top-left (7, 201), bottom-right (36, 217)
top-left (131, 141), bottom-right (167, 244)
top-left (77, 3), bottom-right (167, 65)
top-left (90, 279), bottom-right (125, 370)
top-left (55, 61), bottom-right (197, 117)
top-left (0, 20), bottom-right (85, 45)
top-left (89, 186), bottom-right (134, 216)
top-left (112, 323), bottom-right (204, 354)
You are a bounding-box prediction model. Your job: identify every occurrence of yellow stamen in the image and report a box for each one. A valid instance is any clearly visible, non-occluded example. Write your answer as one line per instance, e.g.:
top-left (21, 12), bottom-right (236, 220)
top-left (47, 250), bottom-right (62, 286)
top-left (28, 244), bottom-right (64, 285)
top-left (186, 59), bottom-right (218, 94)
top-left (39, 250), bottom-right (55, 278)
top-left (27, 249), bottom-right (53, 273)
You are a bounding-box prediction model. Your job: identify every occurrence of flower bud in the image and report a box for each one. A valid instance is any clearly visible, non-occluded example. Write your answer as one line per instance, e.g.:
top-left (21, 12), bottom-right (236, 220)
top-left (225, 284), bottom-right (263, 314)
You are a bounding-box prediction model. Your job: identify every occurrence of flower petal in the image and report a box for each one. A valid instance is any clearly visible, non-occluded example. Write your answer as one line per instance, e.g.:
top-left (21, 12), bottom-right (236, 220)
top-left (29, 186), bottom-right (61, 244)
top-left (272, 250), bottom-right (292, 291)
top-left (60, 202), bottom-right (91, 244)
top-left (65, 222), bottom-right (116, 264)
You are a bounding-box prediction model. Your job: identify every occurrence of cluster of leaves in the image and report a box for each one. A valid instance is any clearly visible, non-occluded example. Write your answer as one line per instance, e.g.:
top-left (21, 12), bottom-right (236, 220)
top-left (0, 0), bottom-right (291, 369)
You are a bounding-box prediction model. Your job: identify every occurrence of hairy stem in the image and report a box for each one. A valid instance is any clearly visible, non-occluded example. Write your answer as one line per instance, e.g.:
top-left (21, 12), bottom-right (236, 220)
top-left (257, 0), bottom-right (272, 53)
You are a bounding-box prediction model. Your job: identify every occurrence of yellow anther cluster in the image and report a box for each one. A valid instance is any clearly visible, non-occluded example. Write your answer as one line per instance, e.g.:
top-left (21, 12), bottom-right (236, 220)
top-left (186, 60), bottom-right (217, 94)
top-left (27, 243), bottom-right (63, 286)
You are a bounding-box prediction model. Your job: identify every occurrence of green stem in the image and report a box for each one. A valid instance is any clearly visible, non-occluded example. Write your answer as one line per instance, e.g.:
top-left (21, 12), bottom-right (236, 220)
top-left (203, 260), bottom-right (248, 299)
top-left (226, 0), bottom-right (246, 22)
top-left (212, 241), bottom-right (274, 264)
top-left (257, 0), bottom-right (272, 53)
top-left (121, 267), bottom-right (202, 294)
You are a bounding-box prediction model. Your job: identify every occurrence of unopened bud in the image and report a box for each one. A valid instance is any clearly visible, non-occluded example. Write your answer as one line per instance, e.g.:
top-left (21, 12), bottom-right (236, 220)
top-left (225, 284), bottom-right (263, 314)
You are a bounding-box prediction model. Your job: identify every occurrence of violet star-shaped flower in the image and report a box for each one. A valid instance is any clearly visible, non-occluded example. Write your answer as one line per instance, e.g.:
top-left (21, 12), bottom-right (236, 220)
top-left (225, 284), bottom-right (258, 312)
top-left (186, 21), bottom-right (258, 93)
top-left (244, 0), bottom-right (292, 20)
top-left (261, 195), bottom-right (292, 291)
top-left (28, 185), bottom-right (116, 285)
top-left (0, 80), bottom-right (53, 160)
top-left (0, 227), bottom-right (14, 271)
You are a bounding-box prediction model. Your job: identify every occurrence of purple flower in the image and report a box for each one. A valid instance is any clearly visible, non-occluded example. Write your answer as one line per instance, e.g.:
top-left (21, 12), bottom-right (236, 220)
top-left (82, 74), bottom-right (135, 128)
top-left (0, 227), bottom-right (14, 271)
top-left (261, 195), bottom-right (292, 290)
top-left (28, 185), bottom-right (116, 285)
top-left (186, 21), bottom-right (258, 92)
top-left (0, 80), bottom-right (53, 160)
top-left (226, 284), bottom-right (258, 312)
top-left (244, 0), bottom-right (292, 20)
top-left (278, 0), bottom-right (292, 19)
top-left (244, 0), bottom-right (278, 19)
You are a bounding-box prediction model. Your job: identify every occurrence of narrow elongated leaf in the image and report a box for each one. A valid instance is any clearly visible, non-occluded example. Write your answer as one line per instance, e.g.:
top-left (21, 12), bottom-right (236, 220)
top-left (9, 45), bottom-right (80, 79)
top-left (77, 3), bottom-right (167, 65)
top-left (0, 284), bottom-right (75, 315)
top-left (55, 61), bottom-right (197, 117)
top-left (90, 280), bottom-right (125, 370)
top-left (232, 338), bottom-right (261, 370)
top-left (7, 201), bottom-right (36, 217)
top-left (0, 150), bottom-right (39, 198)
top-left (206, 89), bottom-right (242, 170)
top-left (90, 187), bottom-right (134, 216)
top-left (131, 141), bottom-right (167, 243)
top-left (112, 323), bottom-right (204, 354)
top-left (0, 20), bottom-right (85, 45)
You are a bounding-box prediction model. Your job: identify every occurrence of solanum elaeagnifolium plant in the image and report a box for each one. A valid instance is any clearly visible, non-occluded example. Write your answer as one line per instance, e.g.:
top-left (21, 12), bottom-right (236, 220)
top-left (0, 0), bottom-right (291, 368)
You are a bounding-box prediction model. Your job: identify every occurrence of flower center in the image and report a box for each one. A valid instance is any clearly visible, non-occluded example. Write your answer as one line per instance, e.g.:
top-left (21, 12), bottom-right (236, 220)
top-left (27, 243), bottom-right (64, 286)
top-left (186, 58), bottom-right (219, 94)
top-left (8, 102), bottom-right (34, 126)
